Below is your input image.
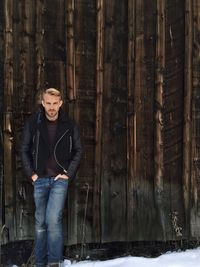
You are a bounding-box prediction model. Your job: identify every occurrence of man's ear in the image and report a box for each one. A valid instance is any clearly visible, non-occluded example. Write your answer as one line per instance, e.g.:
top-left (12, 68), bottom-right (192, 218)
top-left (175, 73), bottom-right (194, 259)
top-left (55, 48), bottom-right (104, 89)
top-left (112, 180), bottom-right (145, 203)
top-left (41, 100), bottom-right (45, 107)
top-left (59, 100), bottom-right (63, 107)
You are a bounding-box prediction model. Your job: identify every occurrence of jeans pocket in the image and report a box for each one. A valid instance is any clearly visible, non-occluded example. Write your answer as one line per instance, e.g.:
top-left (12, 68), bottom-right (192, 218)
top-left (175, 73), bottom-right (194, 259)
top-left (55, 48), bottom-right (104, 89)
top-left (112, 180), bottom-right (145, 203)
top-left (33, 177), bottom-right (40, 185)
top-left (59, 178), bottom-right (68, 183)
top-left (55, 178), bottom-right (69, 189)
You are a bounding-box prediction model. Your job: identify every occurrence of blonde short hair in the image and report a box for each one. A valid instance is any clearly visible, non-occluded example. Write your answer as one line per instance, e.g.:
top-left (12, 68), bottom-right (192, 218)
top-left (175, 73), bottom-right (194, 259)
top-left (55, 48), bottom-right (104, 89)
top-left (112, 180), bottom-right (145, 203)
top-left (42, 88), bottom-right (62, 99)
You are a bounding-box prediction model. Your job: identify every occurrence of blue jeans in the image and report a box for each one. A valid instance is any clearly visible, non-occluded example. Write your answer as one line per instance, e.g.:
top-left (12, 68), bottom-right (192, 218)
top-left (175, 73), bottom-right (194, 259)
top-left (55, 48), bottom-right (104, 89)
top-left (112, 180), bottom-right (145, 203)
top-left (33, 177), bottom-right (68, 267)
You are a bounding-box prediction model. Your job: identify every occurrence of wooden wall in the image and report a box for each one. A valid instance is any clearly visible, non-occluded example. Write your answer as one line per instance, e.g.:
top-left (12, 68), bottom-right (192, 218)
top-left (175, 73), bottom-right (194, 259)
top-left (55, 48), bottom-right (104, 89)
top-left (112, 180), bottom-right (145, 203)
top-left (0, 0), bottom-right (4, 240)
top-left (1, 0), bottom-right (200, 245)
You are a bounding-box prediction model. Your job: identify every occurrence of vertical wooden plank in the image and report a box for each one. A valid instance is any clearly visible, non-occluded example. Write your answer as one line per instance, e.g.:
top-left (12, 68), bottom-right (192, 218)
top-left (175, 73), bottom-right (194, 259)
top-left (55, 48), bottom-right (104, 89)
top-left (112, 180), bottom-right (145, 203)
top-left (154, 0), bottom-right (185, 240)
top-left (127, 0), bottom-right (136, 242)
top-left (16, 0), bottom-right (36, 111)
top-left (0, 0), bottom-right (4, 113)
top-left (4, 0), bottom-right (13, 109)
top-left (164, 0), bottom-right (185, 240)
top-left (73, 0), bottom-right (96, 246)
top-left (0, 125), bottom-right (3, 243)
top-left (127, 0), bottom-right (157, 241)
top-left (130, 0), bottom-right (157, 241)
top-left (154, 0), bottom-right (167, 239)
top-left (4, 0), bottom-right (15, 240)
top-left (35, 0), bottom-right (45, 95)
top-left (101, 0), bottom-right (127, 242)
top-left (66, 0), bottom-right (76, 102)
top-left (183, 0), bottom-right (193, 238)
top-left (139, 0), bottom-right (157, 240)
top-left (93, 0), bottom-right (104, 243)
top-left (133, 0), bottom-right (144, 239)
top-left (43, 0), bottom-right (66, 91)
top-left (190, 0), bottom-right (200, 238)
top-left (15, 0), bottom-right (36, 240)
top-left (65, 0), bottom-right (78, 245)
top-left (0, 0), bottom-right (4, 243)
top-left (66, 0), bottom-right (97, 246)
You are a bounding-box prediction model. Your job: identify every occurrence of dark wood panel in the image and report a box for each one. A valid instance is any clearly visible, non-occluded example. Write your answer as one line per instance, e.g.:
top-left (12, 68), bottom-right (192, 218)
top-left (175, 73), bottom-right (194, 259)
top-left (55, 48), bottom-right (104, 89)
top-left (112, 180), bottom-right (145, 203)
top-left (101, 0), bottom-right (127, 242)
top-left (182, 0), bottom-right (192, 231)
top-left (190, 0), bottom-right (200, 238)
top-left (131, 0), bottom-right (156, 241)
top-left (43, 0), bottom-right (66, 91)
top-left (0, 0), bottom-right (4, 236)
top-left (2, 0), bottom-right (200, 245)
top-left (164, 0), bottom-right (185, 240)
top-left (93, 0), bottom-right (104, 243)
top-left (13, 0), bottom-right (37, 240)
top-left (154, 0), bottom-right (170, 240)
top-left (4, 0), bottom-right (16, 241)
top-left (127, 0), bottom-right (137, 242)
top-left (66, 0), bottom-right (96, 245)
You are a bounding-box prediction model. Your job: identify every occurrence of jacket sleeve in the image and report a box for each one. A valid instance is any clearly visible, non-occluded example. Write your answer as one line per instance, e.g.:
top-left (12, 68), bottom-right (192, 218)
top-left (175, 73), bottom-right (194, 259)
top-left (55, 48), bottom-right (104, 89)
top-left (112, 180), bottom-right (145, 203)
top-left (66, 122), bottom-right (82, 180)
top-left (21, 119), bottom-right (34, 178)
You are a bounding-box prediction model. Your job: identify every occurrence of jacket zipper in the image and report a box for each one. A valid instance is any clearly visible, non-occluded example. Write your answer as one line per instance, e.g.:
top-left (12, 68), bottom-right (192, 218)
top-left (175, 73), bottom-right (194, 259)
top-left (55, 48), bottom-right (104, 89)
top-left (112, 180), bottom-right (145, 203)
top-left (54, 129), bottom-right (69, 174)
top-left (35, 130), bottom-right (40, 170)
top-left (69, 136), bottom-right (72, 154)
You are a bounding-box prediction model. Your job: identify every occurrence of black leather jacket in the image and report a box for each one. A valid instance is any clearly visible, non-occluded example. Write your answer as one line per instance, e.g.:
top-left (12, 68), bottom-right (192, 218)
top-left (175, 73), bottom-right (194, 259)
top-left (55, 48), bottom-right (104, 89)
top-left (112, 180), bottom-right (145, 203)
top-left (21, 108), bottom-right (82, 180)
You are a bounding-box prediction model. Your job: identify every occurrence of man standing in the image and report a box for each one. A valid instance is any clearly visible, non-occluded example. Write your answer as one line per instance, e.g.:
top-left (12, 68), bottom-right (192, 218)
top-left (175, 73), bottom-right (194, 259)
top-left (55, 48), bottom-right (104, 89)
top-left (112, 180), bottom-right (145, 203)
top-left (21, 88), bottom-right (82, 267)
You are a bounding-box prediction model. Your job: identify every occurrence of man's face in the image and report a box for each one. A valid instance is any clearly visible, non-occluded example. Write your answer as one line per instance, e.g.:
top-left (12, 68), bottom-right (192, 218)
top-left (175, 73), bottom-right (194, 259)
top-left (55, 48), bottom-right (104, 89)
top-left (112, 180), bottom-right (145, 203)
top-left (42, 93), bottom-right (63, 121)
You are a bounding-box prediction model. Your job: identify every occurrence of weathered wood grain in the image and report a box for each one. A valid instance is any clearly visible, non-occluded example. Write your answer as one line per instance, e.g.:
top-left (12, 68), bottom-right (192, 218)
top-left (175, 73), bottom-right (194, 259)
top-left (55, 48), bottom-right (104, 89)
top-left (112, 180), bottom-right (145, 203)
top-left (101, 0), bottom-right (127, 242)
top-left (164, 0), bottom-right (185, 240)
top-left (0, 0), bottom-right (4, 241)
top-left (13, 0), bottom-right (36, 240)
top-left (35, 0), bottom-right (45, 96)
top-left (190, 0), bottom-right (200, 238)
top-left (93, 0), bottom-right (104, 243)
top-left (129, 0), bottom-right (157, 241)
top-left (127, 0), bottom-right (136, 242)
top-left (154, 0), bottom-right (167, 240)
top-left (4, 0), bottom-right (15, 241)
top-left (1, 0), bottom-right (200, 245)
top-left (43, 0), bottom-right (66, 91)
top-left (66, 0), bottom-right (97, 245)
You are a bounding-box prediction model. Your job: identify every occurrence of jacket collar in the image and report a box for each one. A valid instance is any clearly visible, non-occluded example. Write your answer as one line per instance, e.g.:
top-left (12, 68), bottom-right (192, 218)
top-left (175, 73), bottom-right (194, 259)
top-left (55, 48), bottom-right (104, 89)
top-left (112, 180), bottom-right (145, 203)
top-left (38, 106), bottom-right (69, 122)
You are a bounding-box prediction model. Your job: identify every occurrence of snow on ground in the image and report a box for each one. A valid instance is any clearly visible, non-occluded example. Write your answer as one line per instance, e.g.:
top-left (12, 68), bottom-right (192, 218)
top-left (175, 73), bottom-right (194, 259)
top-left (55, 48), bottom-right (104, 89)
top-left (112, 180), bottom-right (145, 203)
top-left (62, 247), bottom-right (200, 267)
